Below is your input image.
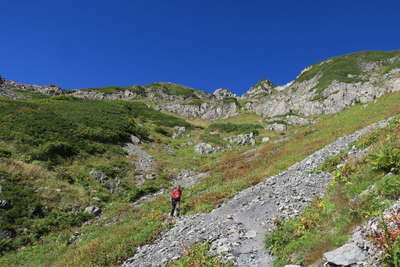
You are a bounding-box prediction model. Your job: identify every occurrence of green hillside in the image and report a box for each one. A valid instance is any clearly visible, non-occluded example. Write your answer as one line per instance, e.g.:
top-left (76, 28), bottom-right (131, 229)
top-left (0, 88), bottom-right (399, 266)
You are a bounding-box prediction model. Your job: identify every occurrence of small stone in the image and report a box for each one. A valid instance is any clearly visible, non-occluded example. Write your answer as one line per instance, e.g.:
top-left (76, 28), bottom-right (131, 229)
top-left (245, 230), bottom-right (257, 238)
top-left (130, 135), bottom-right (141, 145)
top-left (84, 206), bottom-right (102, 216)
top-left (261, 137), bottom-right (270, 143)
top-left (145, 173), bottom-right (156, 180)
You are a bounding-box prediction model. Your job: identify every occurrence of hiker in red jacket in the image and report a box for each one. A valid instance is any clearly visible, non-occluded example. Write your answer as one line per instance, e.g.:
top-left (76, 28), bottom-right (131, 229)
top-left (170, 185), bottom-right (182, 217)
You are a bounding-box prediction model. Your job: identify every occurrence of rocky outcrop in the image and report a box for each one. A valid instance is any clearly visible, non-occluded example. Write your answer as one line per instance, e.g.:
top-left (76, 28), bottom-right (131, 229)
top-left (266, 115), bottom-right (318, 125)
top-left (242, 79), bottom-right (276, 98)
top-left (212, 88), bottom-right (237, 99)
top-left (0, 78), bottom-right (63, 97)
top-left (71, 89), bottom-right (141, 100)
top-left (224, 132), bottom-right (256, 146)
top-left (163, 100), bottom-right (239, 120)
top-left (194, 143), bottom-right (219, 154)
top-left (243, 63), bottom-right (400, 118)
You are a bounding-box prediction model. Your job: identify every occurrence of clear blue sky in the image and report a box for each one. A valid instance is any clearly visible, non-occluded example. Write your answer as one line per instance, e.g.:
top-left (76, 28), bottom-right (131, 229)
top-left (1, 0), bottom-right (399, 95)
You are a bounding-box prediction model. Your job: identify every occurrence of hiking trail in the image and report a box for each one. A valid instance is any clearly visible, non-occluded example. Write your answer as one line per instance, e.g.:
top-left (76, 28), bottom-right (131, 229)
top-left (121, 118), bottom-right (391, 267)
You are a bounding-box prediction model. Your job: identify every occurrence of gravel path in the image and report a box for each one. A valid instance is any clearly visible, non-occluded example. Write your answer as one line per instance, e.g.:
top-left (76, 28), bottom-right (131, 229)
top-left (121, 119), bottom-right (391, 267)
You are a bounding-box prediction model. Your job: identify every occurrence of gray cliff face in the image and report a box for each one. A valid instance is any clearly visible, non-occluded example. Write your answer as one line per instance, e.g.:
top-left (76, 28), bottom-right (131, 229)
top-left (243, 56), bottom-right (400, 117)
top-left (162, 100), bottom-right (239, 120)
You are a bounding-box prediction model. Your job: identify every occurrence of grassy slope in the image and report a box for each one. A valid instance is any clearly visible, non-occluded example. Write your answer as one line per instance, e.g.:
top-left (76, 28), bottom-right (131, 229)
top-left (0, 96), bottom-right (192, 258)
top-left (265, 118), bottom-right (400, 266)
top-left (0, 87), bottom-right (399, 266)
top-left (296, 50), bottom-right (400, 99)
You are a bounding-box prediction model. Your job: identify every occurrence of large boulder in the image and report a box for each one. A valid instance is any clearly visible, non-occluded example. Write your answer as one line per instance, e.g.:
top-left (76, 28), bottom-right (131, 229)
top-left (323, 243), bottom-right (367, 266)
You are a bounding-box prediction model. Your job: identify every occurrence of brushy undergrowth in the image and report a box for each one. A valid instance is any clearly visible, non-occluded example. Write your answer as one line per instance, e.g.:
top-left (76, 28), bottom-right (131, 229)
top-left (265, 117), bottom-right (400, 266)
top-left (169, 243), bottom-right (232, 267)
top-left (0, 97), bottom-right (190, 165)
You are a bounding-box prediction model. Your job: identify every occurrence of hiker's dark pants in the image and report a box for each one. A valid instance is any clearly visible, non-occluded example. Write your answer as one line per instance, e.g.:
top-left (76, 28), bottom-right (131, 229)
top-left (170, 198), bottom-right (180, 217)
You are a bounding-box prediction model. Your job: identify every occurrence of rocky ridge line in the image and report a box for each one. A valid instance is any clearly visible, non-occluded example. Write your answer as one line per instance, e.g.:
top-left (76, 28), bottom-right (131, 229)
top-left (121, 118), bottom-right (391, 267)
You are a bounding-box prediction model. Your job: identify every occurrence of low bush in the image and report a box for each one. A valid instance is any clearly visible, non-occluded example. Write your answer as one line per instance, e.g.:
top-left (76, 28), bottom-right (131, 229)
top-left (154, 126), bottom-right (171, 137)
top-left (369, 141), bottom-right (400, 174)
top-left (128, 184), bottom-right (160, 202)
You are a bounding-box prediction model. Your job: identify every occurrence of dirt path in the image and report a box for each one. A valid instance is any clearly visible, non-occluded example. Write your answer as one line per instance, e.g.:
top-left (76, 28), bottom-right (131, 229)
top-left (121, 119), bottom-right (391, 267)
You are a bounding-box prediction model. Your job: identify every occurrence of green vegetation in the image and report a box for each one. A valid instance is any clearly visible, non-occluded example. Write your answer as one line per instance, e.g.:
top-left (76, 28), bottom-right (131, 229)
top-left (78, 85), bottom-right (146, 96)
top-left (187, 98), bottom-right (205, 106)
top-left (169, 243), bottom-right (232, 267)
top-left (221, 97), bottom-right (239, 106)
top-left (0, 86), bottom-right (400, 266)
top-left (0, 97), bottom-right (190, 165)
top-left (208, 122), bottom-right (262, 135)
top-left (147, 82), bottom-right (202, 99)
top-left (265, 117), bottom-right (400, 266)
top-left (0, 96), bottom-right (192, 256)
top-left (296, 50), bottom-right (400, 100)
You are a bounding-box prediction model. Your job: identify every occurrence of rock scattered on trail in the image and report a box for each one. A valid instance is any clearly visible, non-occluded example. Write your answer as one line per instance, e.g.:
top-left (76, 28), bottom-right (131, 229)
top-left (266, 123), bottom-right (287, 131)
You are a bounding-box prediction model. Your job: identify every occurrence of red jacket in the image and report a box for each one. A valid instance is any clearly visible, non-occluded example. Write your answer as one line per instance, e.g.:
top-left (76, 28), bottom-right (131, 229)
top-left (171, 188), bottom-right (182, 199)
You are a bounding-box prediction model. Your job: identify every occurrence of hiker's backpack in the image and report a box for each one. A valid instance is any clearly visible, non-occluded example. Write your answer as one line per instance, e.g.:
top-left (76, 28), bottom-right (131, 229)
top-left (171, 188), bottom-right (182, 199)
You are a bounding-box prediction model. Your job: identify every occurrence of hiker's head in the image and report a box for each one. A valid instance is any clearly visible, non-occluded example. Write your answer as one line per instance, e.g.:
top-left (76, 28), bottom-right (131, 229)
top-left (176, 185), bottom-right (180, 189)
